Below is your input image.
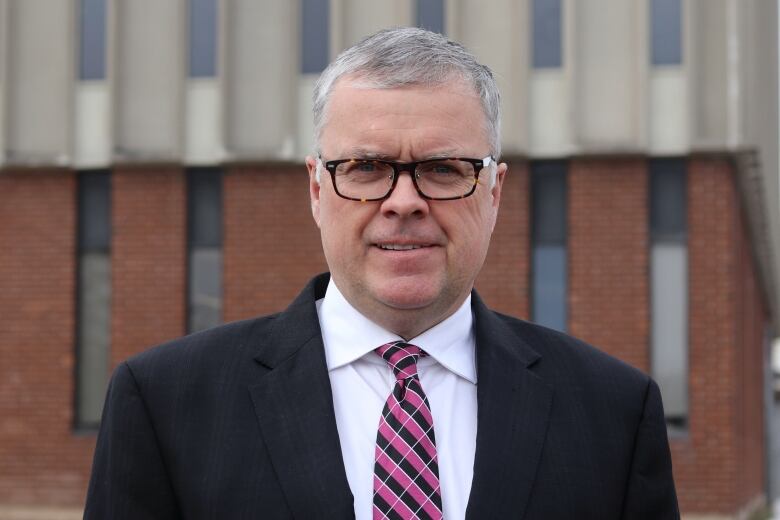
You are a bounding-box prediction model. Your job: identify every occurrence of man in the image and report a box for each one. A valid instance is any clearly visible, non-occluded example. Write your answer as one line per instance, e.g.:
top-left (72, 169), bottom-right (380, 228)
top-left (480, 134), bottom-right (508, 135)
top-left (85, 28), bottom-right (679, 519)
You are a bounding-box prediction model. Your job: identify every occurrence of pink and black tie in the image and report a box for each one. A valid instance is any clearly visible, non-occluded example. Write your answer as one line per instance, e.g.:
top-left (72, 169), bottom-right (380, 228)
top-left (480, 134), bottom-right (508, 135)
top-left (373, 341), bottom-right (443, 520)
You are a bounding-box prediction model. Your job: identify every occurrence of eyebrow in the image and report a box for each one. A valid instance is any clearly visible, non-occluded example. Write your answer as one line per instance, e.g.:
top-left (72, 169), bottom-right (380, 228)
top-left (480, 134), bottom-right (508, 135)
top-left (342, 148), bottom-right (460, 161)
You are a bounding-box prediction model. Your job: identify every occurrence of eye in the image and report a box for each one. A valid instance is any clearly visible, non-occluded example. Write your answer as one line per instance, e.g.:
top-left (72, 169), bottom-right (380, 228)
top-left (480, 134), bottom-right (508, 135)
top-left (355, 161), bottom-right (377, 172)
top-left (431, 164), bottom-right (456, 174)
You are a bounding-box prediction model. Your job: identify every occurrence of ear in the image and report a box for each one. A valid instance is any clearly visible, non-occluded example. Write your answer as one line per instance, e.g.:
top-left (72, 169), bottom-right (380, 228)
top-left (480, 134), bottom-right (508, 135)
top-left (306, 156), bottom-right (322, 227)
top-left (491, 162), bottom-right (507, 209)
top-left (488, 162), bottom-right (507, 233)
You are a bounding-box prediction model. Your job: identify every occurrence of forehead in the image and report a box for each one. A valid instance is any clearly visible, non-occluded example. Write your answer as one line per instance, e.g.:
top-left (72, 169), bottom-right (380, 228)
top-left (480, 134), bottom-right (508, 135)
top-left (320, 78), bottom-right (489, 157)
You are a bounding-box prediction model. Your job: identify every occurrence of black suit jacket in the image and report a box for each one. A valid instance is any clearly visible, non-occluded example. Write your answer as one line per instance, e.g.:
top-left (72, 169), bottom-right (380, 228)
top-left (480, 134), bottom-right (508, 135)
top-left (84, 273), bottom-right (679, 519)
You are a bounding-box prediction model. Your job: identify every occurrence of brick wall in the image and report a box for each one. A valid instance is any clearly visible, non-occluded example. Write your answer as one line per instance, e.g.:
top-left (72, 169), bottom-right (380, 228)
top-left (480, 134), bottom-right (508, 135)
top-left (568, 157), bottom-right (650, 371)
top-left (223, 164), bottom-right (327, 321)
top-left (476, 159), bottom-right (529, 318)
top-left (734, 177), bottom-right (767, 510)
top-left (673, 156), bottom-right (767, 515)
top-left (0, 170), bottom-right (94, 507)
top-left (0, 158), bottom-right (771, 514)
top-left (111, 166), bottom-right (186, 365)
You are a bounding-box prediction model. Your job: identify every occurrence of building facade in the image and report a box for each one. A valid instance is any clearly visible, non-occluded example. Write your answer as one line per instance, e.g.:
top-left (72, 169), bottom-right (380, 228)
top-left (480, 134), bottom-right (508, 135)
top-left (0, 1), bottom-right (778, 518)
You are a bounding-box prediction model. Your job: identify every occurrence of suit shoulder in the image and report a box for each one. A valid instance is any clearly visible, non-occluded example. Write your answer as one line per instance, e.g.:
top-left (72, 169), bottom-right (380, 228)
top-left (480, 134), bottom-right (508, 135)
top-left (122, 313), bottom-right (280, 378)
top-left (494, 312), bottom-right (650, 389)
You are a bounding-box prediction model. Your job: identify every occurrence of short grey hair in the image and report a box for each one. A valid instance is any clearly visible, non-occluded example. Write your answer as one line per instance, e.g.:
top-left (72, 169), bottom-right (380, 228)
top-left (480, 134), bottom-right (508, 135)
top-left (312, 27), bottom-right (502, 158)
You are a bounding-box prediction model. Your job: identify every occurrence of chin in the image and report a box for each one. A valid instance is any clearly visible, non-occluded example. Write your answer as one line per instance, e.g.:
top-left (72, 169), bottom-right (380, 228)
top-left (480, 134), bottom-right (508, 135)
top-left (371, 276), bottom-right (442, 311)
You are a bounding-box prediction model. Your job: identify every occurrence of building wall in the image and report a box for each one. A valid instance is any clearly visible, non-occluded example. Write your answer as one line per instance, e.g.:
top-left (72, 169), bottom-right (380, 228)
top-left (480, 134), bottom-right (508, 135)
top-left (223, 164), bottom-right (327, 321)
top-left (0, 1), bottom-right (776, 517)
top-left (568, 157), bottom-right (650, 372)
top-left (0, 155), bottom-right (771, 516)
top-left (0, 171), bottom-right (94, 507)
top-left (475, 160), bottom-right (530, 318)
top-left (111, 166), bottom-right (187, 365)
top-left (671, 156), bottom-right (767, 515)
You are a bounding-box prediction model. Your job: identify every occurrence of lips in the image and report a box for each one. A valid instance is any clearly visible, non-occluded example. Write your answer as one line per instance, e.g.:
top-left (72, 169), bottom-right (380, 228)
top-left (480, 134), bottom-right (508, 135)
top-left (376, 243), bottom-right (431, 251)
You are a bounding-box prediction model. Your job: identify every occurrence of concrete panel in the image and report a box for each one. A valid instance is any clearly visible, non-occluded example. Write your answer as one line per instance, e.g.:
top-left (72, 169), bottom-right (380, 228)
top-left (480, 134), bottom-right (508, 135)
top-left (742, 0), bottom-right (780, 331)
top-left (529, 71), bottom-right (573, 157)
top-left (298, 74), bottom-right (317, 157)
top-left (649, 69), bottom-right (690, 154)
top-left (185, 79), bottom-right (224, 165)
top-left (0, 0), bottom-right (6, 165)
top-left (223, 0), bottom-right (297, 160)
top-left (573, 0), bottom-right (646, 151)
top-left (114, 0), bottom-right (185, 160)
top-left (5, 0), bottom-right (74, 165)
top-left (340, 0), bottom-right (411, 50)
top-left (456, 0), bottom-right (529, 156)
top-left (75, 82), bottom-right (111, 168)
top-left (689, 0), bottom-right (729, 148)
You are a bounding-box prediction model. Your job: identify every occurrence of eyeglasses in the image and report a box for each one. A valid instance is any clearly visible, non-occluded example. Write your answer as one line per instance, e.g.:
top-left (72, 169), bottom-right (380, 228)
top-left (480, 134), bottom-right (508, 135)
top-left (320, 156), bottom-right (495, 201)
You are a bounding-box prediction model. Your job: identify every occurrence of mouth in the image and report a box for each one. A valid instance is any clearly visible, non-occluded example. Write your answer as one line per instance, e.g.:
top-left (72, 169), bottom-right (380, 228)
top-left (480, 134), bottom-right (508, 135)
top-left (374, 243), bottom-right (433, 251)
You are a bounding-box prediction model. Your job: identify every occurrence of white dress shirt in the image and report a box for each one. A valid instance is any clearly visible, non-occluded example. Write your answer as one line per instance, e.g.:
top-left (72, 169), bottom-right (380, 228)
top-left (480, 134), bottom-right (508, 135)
top-left (316, 280), bottom-right (478, 520)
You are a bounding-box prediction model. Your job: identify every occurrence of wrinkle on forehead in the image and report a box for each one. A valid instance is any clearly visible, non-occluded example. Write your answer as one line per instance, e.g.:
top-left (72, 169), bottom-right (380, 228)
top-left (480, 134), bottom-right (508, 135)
top-left (318, 77), bottom-right (489, 151)
top-left (320, 81), bottom-right (490, 161)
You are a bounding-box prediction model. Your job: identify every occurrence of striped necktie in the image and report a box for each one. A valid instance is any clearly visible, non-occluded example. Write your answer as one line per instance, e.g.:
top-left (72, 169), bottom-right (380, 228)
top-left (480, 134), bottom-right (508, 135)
top-left (373, 341), bottom-right (443, 520)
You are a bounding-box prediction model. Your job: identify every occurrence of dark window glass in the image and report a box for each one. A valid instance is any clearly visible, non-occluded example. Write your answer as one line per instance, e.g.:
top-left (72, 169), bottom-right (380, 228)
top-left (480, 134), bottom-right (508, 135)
top-left (416, 0), bottom-right (445, 35)
top-left (79, 0), bottom-right (107, 80)
top-left (301, 0), bottom-right (330, 74)
top-left (76, 171), bottom-right (111, 429)
top-left (531, 161), bottom-right (567, 332)
top-left (651, 0), bottom-right (682, 65)
top-left (650, 158), bottom-right (687, 240)
top-left (649, 158), bottom-right (688, 431)
top-left (189, 0), bottom-right (218, 77)
top-left (188, 169), bottom-right (222, 247)
top-left (532, 0), bottom-right (562, 68)
top-left (188, 169), bottom-right (223, 333)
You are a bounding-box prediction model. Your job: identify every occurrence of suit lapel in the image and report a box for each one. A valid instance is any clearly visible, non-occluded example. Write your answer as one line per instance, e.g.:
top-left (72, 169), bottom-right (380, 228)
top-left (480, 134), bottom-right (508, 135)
top-left (248, 274), bottom-right (355, 519)
top-left (466, 294), bottom-right (554, 520)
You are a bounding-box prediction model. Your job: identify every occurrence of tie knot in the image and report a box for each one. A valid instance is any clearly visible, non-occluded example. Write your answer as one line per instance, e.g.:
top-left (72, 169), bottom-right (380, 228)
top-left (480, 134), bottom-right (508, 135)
top-left (375, 340), bottom-right (426, 381)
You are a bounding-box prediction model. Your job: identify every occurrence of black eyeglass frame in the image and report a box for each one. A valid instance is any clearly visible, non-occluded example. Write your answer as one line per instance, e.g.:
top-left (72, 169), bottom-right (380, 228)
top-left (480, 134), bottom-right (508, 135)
top-left (320, 156), bottom-right (495, 202)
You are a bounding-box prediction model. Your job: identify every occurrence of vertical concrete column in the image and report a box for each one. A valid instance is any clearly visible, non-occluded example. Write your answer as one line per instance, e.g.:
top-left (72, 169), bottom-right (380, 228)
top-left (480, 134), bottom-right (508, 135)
top-left (340, 0), bottom-right (411, 48)
top-left (689, 0), bottom-right (730, 149)
top-left (223, 0), bottom-right (298, 160)
top-left (113, 0), bottom-right (185, 161)
top-left (572, 0), bottom-right (647, 151)
top-left (0, 0), bottom-right (7, 165)
top-left (456, 0), bottom-right (529, 156)
top-left (5, 0), bottom-right (75, 165)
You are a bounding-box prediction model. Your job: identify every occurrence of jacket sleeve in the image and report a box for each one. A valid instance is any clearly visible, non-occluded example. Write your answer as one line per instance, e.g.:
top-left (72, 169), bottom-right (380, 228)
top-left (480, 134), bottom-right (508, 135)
top-left (83, 361), bottom-right (181, 519)
top-left (620, 378), bottom-right (680, 520)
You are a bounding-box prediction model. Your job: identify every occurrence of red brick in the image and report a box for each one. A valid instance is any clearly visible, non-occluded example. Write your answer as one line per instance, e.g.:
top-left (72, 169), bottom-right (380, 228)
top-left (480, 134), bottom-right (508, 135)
top-left (0, 170), bottom-right (95, 507)
top-left (568, 157), bottom-right (650, 371)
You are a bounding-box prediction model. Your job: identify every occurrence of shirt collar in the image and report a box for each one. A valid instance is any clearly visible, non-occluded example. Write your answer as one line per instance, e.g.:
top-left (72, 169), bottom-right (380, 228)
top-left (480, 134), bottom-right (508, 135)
top-left (316, 279), bottom-right (477, 384)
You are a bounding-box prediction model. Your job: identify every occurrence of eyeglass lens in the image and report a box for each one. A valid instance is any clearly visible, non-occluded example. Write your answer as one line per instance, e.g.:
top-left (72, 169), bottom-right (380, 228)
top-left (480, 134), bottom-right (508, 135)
top-left (334, 159), bottom-right (478, 200)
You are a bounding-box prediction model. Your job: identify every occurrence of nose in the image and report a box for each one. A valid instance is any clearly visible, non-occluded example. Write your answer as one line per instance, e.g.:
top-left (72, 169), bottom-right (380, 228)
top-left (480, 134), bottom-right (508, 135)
top-left (380, 171), bottom-right (429, 218)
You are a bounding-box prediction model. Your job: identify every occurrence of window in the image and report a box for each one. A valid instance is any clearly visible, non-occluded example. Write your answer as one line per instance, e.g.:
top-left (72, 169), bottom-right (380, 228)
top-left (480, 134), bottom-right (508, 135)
top-left (531, 161), bottom-right (567, 332)
top-left (187, 169), bottom-right (223, 333)
top-left (532, 0), bottom-right (562, 68)
top-left (650, 0), bottom-right (682, 65)
top-left (649, 158), bottom-right (688, 430)
top-left (76, 171), bottom-right (111, 429)
top-left (301, 0), bottom-right (330, 74)
top-left (79, 0), bottom-right (107, 80)
top-left (416, 0), bottom-right (445, 35)
top-left (189, 0), bottom-right (218, 77)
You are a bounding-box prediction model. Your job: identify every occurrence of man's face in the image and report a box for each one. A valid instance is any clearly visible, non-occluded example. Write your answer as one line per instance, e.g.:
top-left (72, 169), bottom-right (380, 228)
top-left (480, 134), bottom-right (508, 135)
top-left (307, 78), bottom-right (506, 337)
